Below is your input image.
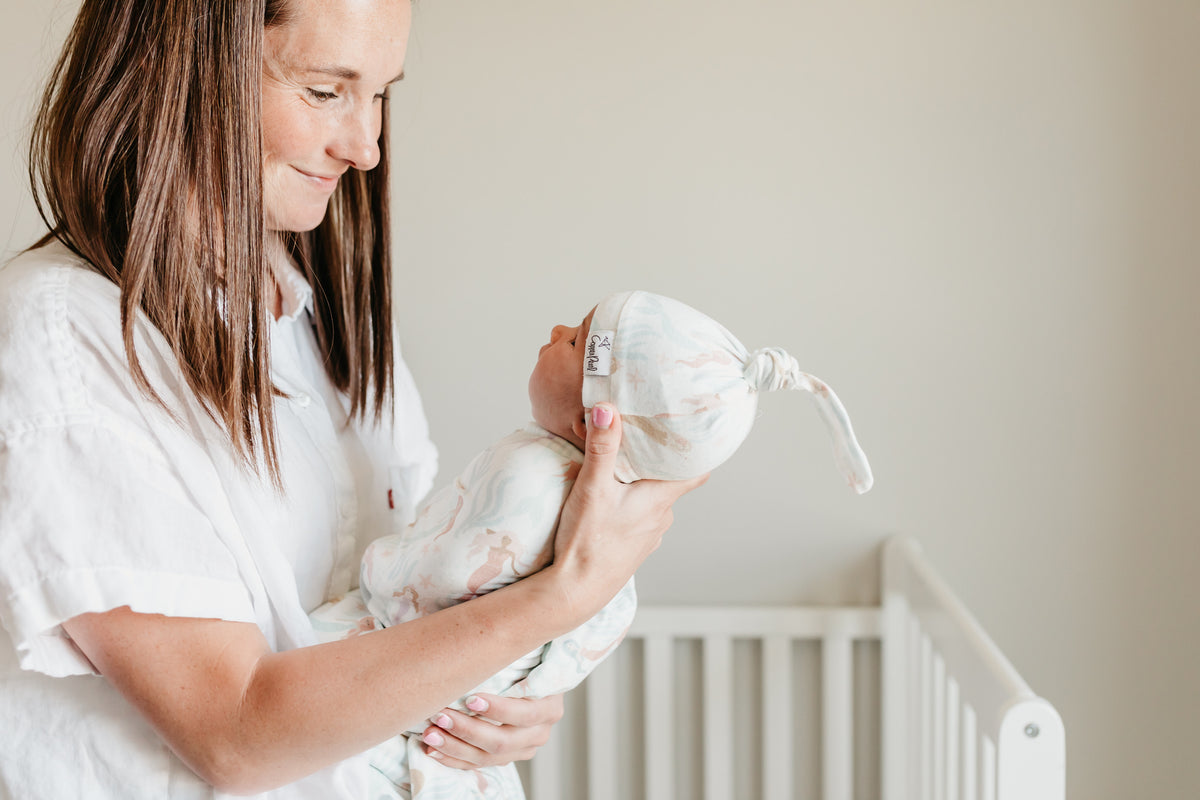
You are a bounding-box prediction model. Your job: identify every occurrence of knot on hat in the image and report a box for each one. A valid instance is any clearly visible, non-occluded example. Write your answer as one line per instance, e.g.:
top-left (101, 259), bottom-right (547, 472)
top-left (744, 347), bottom-right (802, 392)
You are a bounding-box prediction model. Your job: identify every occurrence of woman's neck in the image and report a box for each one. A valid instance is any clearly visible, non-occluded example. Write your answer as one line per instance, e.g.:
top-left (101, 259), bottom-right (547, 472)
top-left (265, 234), bottom-right (288, 321)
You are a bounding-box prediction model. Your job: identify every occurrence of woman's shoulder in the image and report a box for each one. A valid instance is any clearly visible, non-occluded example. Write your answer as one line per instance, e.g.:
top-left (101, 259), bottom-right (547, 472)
top-left (0, 239), bottom-right (123, 335)
top-left (2, 237), bottom-right (115, 284)
top-left (0, 241), bottom-right (130, 424)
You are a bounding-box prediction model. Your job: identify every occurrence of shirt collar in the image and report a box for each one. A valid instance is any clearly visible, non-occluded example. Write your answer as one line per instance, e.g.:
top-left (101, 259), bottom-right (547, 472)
top-left (270, 253), bottom-right (315, 322)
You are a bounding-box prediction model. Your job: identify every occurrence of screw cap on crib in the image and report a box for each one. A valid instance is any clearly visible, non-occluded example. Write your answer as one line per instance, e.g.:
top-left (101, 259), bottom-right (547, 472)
top-left (581, 290), bottom-right (872, 492)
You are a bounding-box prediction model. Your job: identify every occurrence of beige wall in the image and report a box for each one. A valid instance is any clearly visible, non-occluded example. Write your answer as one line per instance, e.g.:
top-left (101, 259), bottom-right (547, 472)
top-left (5, 2), bottom-right (1199, 798)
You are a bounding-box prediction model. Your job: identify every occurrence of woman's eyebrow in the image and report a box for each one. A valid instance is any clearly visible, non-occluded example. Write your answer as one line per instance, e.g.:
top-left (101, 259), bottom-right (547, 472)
top-left (303, 65), bottom-right (406, 83)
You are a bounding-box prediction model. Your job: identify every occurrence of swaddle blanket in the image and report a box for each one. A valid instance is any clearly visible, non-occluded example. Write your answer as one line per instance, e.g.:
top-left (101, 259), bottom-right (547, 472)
top-left (310, 424), bottom-right (635, 800)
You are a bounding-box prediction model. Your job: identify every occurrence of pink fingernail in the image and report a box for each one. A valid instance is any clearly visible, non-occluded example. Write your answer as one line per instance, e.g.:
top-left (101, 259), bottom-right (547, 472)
top-left (465, 695), bottom-right (489, 713)
top-left (423, 730), bottom-right (445, 747)
top-left (591, 405), bottom-right (612, 430)
top-left (434, 713), bottom-right (453, 730)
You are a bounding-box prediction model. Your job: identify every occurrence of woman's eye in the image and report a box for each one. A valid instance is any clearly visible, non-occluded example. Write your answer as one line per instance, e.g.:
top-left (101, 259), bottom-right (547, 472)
top-left (306, 88), bottom-right (337, 102)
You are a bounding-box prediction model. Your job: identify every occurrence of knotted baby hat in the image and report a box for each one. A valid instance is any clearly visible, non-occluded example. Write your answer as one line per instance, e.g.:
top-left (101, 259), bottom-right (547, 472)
top-left (581, 291), bottom-right (873, 492)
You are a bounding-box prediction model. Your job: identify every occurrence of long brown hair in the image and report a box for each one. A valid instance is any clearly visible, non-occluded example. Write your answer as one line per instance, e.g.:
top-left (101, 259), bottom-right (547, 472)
top-left (28, 0), bottom-right (394, 483)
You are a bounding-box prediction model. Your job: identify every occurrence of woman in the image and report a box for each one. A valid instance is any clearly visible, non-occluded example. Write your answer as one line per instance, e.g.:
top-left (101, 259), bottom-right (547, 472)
top-left (0, 1), bottom-right (702, 797)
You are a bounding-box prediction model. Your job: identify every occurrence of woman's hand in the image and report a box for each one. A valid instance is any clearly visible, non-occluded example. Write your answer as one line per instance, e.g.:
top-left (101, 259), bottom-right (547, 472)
top-left (420, 404), bottom-right (705, 771)
top-left (420, 693), bottom-right (563, 769)
top-left (549, 403), bottom-right (708, 625)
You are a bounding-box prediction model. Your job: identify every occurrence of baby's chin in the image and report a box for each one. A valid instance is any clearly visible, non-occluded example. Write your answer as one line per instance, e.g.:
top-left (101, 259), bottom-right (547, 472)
top-left (532, 416), bottom-right (571, 444)
top-left (530, 407), bottom-right (586, 449)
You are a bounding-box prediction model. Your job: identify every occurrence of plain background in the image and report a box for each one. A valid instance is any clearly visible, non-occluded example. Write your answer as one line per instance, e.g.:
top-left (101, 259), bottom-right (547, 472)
top-left (3, 2), bottom-right (1198, 798)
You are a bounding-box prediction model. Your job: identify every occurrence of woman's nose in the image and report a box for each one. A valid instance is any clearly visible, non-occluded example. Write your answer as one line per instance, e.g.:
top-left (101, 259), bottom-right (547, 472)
top-left (329, 107), bottom-right (381, 171)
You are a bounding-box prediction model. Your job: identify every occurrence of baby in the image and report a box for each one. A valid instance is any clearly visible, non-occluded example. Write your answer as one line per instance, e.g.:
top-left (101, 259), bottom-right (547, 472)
top-left (309, 290), bottom-right (873, 799)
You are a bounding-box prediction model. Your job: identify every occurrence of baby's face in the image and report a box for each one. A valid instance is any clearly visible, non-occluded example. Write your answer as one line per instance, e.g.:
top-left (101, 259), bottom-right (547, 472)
top-left (528, 306), bottom-right (596, 448)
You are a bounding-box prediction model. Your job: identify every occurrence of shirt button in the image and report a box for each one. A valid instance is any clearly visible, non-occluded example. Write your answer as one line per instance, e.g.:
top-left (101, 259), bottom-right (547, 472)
top-left (294, 393), bottom-right (312, 407)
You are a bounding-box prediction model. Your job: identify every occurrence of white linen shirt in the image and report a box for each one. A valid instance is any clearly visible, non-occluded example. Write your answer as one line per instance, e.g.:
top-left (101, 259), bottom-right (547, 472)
top-left (0, 241), bottom-right (438, 799)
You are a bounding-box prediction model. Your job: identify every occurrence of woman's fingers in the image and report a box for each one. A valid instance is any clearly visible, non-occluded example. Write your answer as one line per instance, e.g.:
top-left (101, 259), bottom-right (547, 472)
top-left (420, 694), bottom-right (563, 770)
top-left (626, 471), bottom-right (710, 509)
top-left (574, 403), bottom-right (622, 488)
top-left (551, 403), bottom-right (712, 621)
top-left (666, 471), bottom-right (710, 498)
top-left (462, 692), bottom-right (564, 729)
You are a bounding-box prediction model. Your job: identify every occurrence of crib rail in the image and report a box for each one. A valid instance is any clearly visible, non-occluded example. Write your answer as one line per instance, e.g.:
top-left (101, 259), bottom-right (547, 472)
top-left (882, 536), bottom-right (1065, 800)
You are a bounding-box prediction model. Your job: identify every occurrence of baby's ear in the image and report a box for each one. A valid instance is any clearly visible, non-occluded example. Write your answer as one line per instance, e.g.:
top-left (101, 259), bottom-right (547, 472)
top-left (571, 413), bottom-right (588, 443)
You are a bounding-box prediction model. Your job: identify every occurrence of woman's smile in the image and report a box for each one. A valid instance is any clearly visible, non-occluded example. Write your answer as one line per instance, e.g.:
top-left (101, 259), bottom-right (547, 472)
top-left (293, 166), bottom-right (341, 192)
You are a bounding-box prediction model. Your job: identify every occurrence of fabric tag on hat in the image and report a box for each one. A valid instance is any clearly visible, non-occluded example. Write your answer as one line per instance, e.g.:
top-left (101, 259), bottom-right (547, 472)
top-left (584, 330), bottom-right (615, 376)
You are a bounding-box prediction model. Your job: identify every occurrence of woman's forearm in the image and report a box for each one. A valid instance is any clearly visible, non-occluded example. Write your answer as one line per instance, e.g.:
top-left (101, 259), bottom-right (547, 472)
top-left (64, 567), bottom-right (586, 794)
top-left (235, 568), bottom-right (586, 789)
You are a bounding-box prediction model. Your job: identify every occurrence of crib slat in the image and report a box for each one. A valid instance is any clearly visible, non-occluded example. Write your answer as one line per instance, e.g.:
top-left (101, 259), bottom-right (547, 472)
top-left (762, 635), bottom-right (792, 800)
top-left (822, 630), bottom-right (853, 800)
top-left (962, 703), bottom-right (978, 800)
top-left (981, 735), bottom-right (997, 800)
top-left (586, 656), bottom-right (619, 800)
top-left (934, 654), bottom-right (947, 800)
top-left (703, 635), bottom-right (734, 800)
top-left (920, 633), bottom-right (934, 800)
top-left (528, 723), bottom-right (562, 800)
top-left (881, 591), bottom-right (908, 800)
top-left (644, 635), bottom-right (675, 800)
top-left (947, 677), bottom-right (961, 800)
top-left (907, 616), bottom-right (923, 800)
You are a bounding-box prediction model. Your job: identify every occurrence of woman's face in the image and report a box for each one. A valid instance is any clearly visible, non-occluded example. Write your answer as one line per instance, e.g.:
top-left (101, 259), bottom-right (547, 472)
top-left (261, 0), bottom-right (411, 232)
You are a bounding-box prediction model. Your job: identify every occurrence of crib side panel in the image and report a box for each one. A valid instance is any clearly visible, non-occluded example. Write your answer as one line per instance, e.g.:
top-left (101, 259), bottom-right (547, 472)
top-left (523, 538), bottom-right (1066, 800)
top-left (524, 606), bottom-right (882, 800)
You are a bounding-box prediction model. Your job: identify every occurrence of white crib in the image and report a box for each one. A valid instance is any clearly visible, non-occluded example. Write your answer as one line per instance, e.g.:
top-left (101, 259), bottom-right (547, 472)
top-left (519, 536), bottom-right (1064, 800)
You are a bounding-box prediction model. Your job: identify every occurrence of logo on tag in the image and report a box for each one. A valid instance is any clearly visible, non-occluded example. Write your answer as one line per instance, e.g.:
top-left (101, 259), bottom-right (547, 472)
top-left (584, 330), bottom-right (614, 376)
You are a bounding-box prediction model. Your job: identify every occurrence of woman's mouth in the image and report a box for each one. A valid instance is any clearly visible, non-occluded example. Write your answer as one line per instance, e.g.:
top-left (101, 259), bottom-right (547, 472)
top-left (293, 167), bottom-right (340, 192)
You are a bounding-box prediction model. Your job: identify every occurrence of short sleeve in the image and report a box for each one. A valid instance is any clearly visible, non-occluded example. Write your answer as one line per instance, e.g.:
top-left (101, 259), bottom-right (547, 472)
top-left (0, 421), bottom-right (255, 678)
top-left (0, 251), bottom-right (255, 677)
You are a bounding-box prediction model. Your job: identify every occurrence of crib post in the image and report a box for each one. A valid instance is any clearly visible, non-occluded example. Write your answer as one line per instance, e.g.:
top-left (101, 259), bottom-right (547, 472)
top-left (996, 699), bottom-right (1066, 800)
top-left (882, 535), bottom-right (1066, 800)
